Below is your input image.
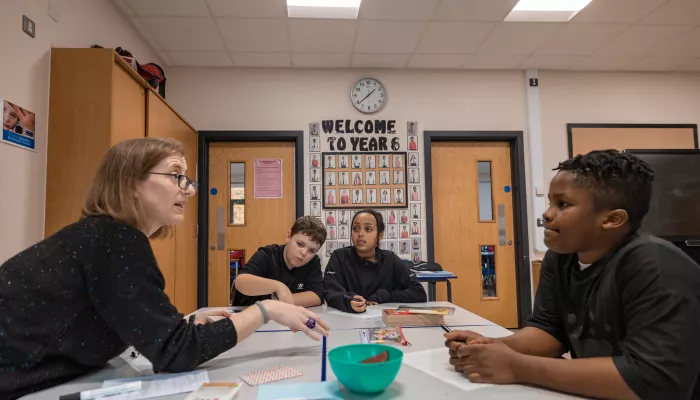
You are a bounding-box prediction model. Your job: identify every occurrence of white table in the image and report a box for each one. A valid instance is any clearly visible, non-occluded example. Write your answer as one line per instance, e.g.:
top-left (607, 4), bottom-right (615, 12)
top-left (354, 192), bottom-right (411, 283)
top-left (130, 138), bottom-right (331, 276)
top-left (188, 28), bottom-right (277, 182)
top-left (195, 302), bottom-right (497, 332)
top-left (23, 305), bottom-right (585, 400)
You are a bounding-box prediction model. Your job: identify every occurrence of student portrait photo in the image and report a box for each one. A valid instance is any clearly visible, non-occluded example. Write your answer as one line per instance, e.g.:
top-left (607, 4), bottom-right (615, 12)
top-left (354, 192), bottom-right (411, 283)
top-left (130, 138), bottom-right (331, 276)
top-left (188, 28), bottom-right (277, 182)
top-left (325, 155), bottom-right (335, 169)
top-left (366, 171), bottom-right (376, 185)
top-left (352, 189), bottom-right (363, 204)
top-left (381, 189), bottom-right (390, 204)
top-left (366, 188), bottom-right (377, 204)
top-left (327, 226), bottom-right (336, 240)
top-left (388, 210), bottom-right (396, 224)
top-left (339, 155), bottom-right (348, 168)
top-left (352, 155), bottom-right (361, 168)
top-left (407, 121), bottom-right (417, 135)
top-left (339, 189), bottom-right (350, 205)
top-left (339, 225), bottom-right (349, 240)
top-left (400, 210), bottom-right (408, 224)
top-left (411, 221), bottom-right (420, 235)
top-left (310, 137), bottom-right (320, 152)
top-left (325, 189), bottom-right (336, 205)
top-left (310, 168), bottom-right (320, 182)
top-left (339, 210), bottom-right (349, 225)
top-left (365, 154), bottom-right (375, 169)
top-left (394, 188), bottom-right (404, 204)
top-left (412, 203), bottom-right (420, 219)
top-left (400, 240), bottom-right (410, 254)
top-left (393, 170), bottom-right (404, 185)
top-left (310, 154), bottom-right (319, 168)
top-left (388, 240), bottom-right (397, 253)
top-left (352, 172), bottom-right (362, 186)
top-left (409, 168), bottom-right (419, 183)
top-left (310, 185), bottom-right (320, 200)
top-left (400, 224), bottom-right (409, 239)
top-left (388, 225), bottom-right (397, 239)
top-left (380, 155), bottom-right (389, 168)
top-left (325, 171), bottom-right (336, 186)
top-left (326, 210), bottom-right (336, 225)
top-left (408, 136), bottom-right (417, 151)
top-left (339, 171), bottom-right (349, 185)
top-left (410, 185), bottom-right (420, 201)
top-left (411, 251), bottom-right (422, 263)
top-left (309, 122), bottom-right (319, 136)
top-left (409, 153), bottom-right (418, 167)
top-left (310, 201), bottom-right (321, 217)
top-left (393, 154), bottom-right (403, 168)
top-left (380, 171), bottom-right (390, 185)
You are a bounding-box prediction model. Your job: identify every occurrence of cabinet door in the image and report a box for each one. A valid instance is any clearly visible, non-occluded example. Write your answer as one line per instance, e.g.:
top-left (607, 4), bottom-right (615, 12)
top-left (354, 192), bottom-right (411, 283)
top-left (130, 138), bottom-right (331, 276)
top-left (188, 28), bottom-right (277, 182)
top-left (111, 62), bottom-right (146, 144)
top-left (147, 92), bottom-right (198, 313)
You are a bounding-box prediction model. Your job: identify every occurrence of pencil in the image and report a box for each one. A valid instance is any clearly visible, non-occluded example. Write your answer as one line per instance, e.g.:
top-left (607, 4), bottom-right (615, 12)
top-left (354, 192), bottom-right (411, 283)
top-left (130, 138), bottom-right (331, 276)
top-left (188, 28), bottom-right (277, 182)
top-left (321, 335), bottom-right (327, 382)
top-left (440, 324), bottom-right (451, 333)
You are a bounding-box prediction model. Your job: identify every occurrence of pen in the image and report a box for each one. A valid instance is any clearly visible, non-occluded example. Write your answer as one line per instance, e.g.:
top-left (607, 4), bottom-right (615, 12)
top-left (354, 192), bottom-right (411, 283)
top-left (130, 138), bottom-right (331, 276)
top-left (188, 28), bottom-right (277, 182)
top-left (59, 381), bottom-right (142, 400)
top-left (321, 335), bottom-right (327, 382)
top-left (440, 324), bottom-right (451, 333)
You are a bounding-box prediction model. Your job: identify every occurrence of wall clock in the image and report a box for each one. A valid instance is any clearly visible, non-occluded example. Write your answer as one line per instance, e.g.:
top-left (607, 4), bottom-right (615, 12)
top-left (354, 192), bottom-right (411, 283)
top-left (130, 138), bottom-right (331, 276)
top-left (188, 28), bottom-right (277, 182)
top-left (351, 78), bottom-right (386, 114)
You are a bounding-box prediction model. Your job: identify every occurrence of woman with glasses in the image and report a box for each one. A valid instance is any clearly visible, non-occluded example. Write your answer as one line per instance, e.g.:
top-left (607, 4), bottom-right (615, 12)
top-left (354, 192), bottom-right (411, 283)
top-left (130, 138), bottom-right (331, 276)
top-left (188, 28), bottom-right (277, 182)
top-left (0, 138), bottom-right (329, 398)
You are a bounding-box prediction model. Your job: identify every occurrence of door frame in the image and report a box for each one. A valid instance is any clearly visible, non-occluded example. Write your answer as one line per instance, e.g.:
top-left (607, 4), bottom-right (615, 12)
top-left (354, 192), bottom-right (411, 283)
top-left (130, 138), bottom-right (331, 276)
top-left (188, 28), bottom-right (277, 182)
top-left (196, 130), bottom-right (305, 308)
top-left (424, 131), bottom-right (531, 326)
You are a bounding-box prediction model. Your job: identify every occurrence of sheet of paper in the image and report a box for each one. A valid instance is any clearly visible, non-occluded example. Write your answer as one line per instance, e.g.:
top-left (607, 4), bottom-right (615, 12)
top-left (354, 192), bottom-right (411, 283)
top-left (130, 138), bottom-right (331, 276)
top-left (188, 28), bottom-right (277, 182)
top-left (119, 347), bottom-right (153, 372)
top-left (257, 381), bottom-right (342, 400)
top-left (101, 370), bottom-right (209, 399)
top-left (402, 348), bottom-right (493, 392)
top-left (328, 305), bottom-right (385, 320)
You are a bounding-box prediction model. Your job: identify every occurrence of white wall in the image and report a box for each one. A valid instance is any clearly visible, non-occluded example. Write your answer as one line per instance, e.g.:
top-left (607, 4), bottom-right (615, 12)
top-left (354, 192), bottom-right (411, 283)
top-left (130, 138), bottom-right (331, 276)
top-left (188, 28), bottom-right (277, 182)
top-left (0, 0), bottom-right (159, 262)
top-left (165, 67), bottom-right (533, 262)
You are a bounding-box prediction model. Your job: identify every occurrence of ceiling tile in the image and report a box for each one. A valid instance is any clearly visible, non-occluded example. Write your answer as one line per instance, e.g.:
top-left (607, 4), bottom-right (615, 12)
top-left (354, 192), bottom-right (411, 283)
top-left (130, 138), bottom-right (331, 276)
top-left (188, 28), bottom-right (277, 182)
top-left (520, 55), bottom-right (585, 70)
top-left (535, 24), bottom-right (628, 56)
top-left (408, 54), bottom-right (470, 68)
top-left (125, 0), bottom-right (209, 17)
top-left (623, 56), bottom-right (697, 71)
top-left (231, 52), bottom-right (292, 67)
top-left (351, 53), bottom-right (411, 68)
top-left (206, 0), bottom-right (287, 18)
top-left (432, 0), bottom-right (520, 22)
top-left (572, 0), bottom-right (668, 24)
top-left (650, 27), bottom-right (700, 57)
top-left (130, 17), bottom-right (163, 50)
top-left (112, 0), bottom-right (135, 16)
top-left (675, 58), bottom-right (700, 71)
top-left (639, 0), bottom-right (700, 25)
top-left (462, 54), bottom-right (526, 69)
top-left (292, 53), bottom-right (351, 67)
top-left (593, 25), bottom-right (693, 57)
top-left (477, 22), bottom-right (565, 55)
top-left (157, 51), bottom-right (174, 67)
top-left (354, 21), bottom-right (427, 54)
top-left (571, 56), bottom-right (639, 70)
top-left (415, 22), bottom-right (495, 54)
top-left (289, 19), bottom-right (357, 53)
top-left (141, 17), bottom-right (226, 51)
top-left (217, 18), bottom-right (289, 52)
top-left (359, 0), bottom-right (440, 20)
top-left (168, 51), bottom-right (233, 67)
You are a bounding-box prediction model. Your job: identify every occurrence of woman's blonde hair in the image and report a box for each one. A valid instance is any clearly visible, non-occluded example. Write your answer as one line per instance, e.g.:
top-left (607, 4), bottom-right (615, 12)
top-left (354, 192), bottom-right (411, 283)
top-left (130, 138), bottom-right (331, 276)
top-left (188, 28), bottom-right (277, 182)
top-left (82, 137), bottom-right (185, 239)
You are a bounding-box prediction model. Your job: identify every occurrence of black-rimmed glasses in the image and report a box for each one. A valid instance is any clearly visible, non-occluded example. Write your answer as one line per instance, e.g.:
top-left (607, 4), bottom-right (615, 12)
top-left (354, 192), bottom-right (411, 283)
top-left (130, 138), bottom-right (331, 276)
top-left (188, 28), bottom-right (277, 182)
top-left (147, 172), bottom-right (199, 191)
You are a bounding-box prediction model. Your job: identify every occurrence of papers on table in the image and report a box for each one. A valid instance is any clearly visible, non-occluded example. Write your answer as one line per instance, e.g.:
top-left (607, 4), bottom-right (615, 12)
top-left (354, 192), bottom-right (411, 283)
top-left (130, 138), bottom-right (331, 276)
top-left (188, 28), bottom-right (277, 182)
top-left (101, 370), bottom-right (209, 399)
top-left (328, 305), bottom-right (385, 319)
top-left (119, 347), bottom-right (153, 372)
top-left (402, 348), bottom-right (493, 392)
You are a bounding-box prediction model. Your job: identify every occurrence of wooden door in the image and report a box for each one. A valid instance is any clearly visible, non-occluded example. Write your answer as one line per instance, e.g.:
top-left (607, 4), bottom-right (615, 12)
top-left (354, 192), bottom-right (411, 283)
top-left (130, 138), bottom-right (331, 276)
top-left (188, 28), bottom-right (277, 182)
top-left (208, 142), bottom-right (296, 306)
top-left (432, 142), bottom-right (518, 328)
top-left (146, 92), bottom-right (199, 313)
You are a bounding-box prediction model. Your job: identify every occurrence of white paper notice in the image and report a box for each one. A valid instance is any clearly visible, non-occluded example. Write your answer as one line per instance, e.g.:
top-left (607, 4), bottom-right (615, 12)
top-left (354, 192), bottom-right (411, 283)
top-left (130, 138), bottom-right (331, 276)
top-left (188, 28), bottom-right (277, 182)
top-left (254, 158), bottom-right (283, 198)
top-left (328, 305), bottom-right (384, 320)
top-left (402, 348), bottom-right (493, 392)
top-left (101, 370), bottom-right (209, 399)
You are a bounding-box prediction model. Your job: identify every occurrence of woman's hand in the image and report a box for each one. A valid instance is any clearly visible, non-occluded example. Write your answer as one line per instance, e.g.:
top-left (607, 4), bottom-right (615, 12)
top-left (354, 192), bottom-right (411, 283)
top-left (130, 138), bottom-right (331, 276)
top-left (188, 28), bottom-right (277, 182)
top-left (350, 295), bottom-right (367, 313)
top-left (193, 309), bottom-right (231, 325)
top-left (263, 300), bottom-right (329, 340)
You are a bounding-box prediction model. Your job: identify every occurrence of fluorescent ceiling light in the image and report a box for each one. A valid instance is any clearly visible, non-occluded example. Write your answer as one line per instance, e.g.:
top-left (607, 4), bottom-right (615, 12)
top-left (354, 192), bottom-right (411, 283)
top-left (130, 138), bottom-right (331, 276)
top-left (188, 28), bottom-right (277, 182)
top-left (287, 0), bottom-right (362, 19)
top-left (505, 0), bottom-right (593, 22)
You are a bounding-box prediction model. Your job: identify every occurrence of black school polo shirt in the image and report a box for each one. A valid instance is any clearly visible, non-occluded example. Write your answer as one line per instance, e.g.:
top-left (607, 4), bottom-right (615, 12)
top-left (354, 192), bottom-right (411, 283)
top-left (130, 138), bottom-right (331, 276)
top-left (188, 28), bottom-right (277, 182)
top-left (231, 244), bottom-right (324, 306)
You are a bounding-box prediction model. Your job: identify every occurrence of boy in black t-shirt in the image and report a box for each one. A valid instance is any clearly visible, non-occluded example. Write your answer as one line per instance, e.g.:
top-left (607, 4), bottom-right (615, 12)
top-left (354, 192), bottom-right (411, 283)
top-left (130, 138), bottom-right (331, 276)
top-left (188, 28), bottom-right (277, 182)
top-left (445, 150), bottom-right (700, 400)
top-left (231, 216), bottom-right (327, 307)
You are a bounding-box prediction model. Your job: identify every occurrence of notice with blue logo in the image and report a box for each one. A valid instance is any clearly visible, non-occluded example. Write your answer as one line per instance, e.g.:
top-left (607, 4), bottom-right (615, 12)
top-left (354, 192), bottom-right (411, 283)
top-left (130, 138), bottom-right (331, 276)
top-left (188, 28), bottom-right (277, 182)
top-left (2, 99), bottom-right (36, 151)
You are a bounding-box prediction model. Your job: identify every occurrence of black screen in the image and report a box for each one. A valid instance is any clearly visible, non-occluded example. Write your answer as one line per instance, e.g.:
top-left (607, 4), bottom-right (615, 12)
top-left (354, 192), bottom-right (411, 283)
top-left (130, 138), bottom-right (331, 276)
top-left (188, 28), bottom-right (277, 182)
top-left (629, 151), bottom-right (700, 238)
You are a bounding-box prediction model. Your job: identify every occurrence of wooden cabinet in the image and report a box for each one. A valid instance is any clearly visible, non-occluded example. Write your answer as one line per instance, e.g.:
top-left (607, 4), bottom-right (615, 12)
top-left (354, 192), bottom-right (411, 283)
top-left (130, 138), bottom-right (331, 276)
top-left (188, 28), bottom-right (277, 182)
top-left (46, 48), bottom-right (199, 313)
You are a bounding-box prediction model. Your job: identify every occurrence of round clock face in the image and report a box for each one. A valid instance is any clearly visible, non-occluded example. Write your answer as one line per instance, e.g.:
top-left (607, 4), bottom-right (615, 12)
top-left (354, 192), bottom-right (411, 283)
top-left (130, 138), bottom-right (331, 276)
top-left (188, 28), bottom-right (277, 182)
top-left (351, 78), bottom-right (386, 114)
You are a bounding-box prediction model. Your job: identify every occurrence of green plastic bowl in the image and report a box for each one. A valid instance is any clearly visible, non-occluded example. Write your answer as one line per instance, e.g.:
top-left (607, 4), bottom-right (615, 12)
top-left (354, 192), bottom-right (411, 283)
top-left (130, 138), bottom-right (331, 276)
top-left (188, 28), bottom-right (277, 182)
top-left (328, 344), bottom-right (403, 394)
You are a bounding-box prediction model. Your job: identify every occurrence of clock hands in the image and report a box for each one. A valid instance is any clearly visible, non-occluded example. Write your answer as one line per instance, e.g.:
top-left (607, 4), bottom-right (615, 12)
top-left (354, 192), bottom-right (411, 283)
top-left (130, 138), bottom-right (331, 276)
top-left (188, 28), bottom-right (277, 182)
top-left (358, 89), bottom-right (376, 104)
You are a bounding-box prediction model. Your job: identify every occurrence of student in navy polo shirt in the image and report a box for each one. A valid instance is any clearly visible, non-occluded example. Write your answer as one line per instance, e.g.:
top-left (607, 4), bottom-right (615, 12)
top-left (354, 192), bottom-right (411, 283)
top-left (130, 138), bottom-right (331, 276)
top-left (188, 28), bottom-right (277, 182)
top-left (445, 150), bottom-right (700, 400)
top-left (232, 216), bottom-right (327, 307)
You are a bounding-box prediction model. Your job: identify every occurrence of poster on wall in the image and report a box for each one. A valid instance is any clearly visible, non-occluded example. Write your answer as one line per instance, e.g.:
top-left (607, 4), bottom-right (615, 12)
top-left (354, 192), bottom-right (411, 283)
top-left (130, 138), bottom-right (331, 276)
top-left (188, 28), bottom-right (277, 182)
top-left (2, 99), bottom-right (36, 151)
top-left (254, 159), bottom-right (283, 198)
top-left (322, 152), bottom-right (407, 209)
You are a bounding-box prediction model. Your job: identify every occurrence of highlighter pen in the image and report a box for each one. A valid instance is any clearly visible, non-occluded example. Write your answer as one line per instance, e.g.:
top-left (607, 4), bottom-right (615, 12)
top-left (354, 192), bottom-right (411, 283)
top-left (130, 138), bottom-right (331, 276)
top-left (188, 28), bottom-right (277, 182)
top-left (59, 381), bottom-right (142, 400)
